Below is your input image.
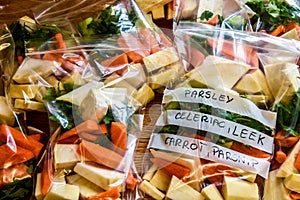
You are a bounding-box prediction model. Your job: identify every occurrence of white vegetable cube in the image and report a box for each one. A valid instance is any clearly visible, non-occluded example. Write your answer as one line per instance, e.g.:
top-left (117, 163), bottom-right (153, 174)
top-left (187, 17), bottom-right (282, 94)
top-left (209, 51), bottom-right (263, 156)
top-left (0, 96), bottom-right (15, 126)
top-left (133, 83), bottom-right (155, 106)
top-left (150, 169), bottom-right (171, 191)
top-left (222, 176), bottom-right (259, 200)
top-left (143, 47), bottom-right (179, 72)
top-left (74, 162), bottom-right (125, 191)
top-left (66, 174), bottom-right (104, 199)
top-left (166, 175), bottom-right (204, 200)
top-left (35, 173), bottom-right (43, 200)
top-left (201, 184), bottom-right (224, 200)
top-left (54, 144), bottom-right (81, 170)
top-left (143, 164), bottom-right (158, 181)
top-left (151, 6), bottom-right (165, 20)
top-left (44, 184), bottom-right (80, 200)
top-left (283, 173), bottom-right (300, 193)
top-left (139, 180), bottom-right (165, 200)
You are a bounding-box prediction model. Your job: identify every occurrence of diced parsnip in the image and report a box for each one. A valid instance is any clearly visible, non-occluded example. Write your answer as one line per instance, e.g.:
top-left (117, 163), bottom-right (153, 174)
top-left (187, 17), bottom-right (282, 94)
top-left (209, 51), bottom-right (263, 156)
top-left (184, 56), bottom-right (250, 90)
top-left (133, 83), bottom-right (155, 106)
top-left (201, 184), bottom-right (224, 200)
top-left (264, 62), bottom-right (300, 104)
top-left (44, 184), bottom-right (80, 200)
top-left (166, 176), bottom-right (204, 200)
top-left (143, 164), bottom-right (158, 181)
top-left (0, 96), bottom-right (15, 126)
top-left (122, 63), bottom-right (146, 89)
top-left (139, 180), bottom-right (165, 200)
top-left (181, 0), bottom-right (198, 19)
top-left (35, 173), bottom-right (43, 200)
top-left (61, 71), bottom-right (87, 86)
top-left (74, 162), bottom-right (125, 191)
top-left (66, 174), bottom-right (104, 199)
top-left (9, 84), bottom-right (38, 99)
top-left (150, 149), bottom-right (202, 190)
top-left (108, 79), bottom-right (138, 96)
top-left (283, 173), bottom-right (300, 193)
top-left (150, 169), bottom-right (171, 191)
top-left (143, 47), bottom-right (179, 73)
top-left (166, 2), bottom-right (174, 20)
top-left (14, 99), bottom-right (46, 112)
top-left (149, 68), bottom-right (177, 89)
top-left (54, 144), bottom-right (81, 170)
top-left (277, 140), bottom-right (300, 178)
top-left (56, 81), bottom-right (103, 106)
top-left (263, 170), bottom-right (290, 200)
top-left (135, 0), bottom-right (172, 13)
top-left (222, 176), bottom-right (259, 200)
top-left (12, 57), bottom-right (59, 84)
top-left (151, 6), bottom-right (165, 20)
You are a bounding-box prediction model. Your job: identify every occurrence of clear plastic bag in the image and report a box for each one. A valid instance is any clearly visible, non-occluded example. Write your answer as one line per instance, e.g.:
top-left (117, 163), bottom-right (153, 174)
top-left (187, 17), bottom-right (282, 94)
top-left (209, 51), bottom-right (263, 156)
top-left (139, 22), bottom-right (300, 200)
top-left (174, 0), bottom-right (300, 39)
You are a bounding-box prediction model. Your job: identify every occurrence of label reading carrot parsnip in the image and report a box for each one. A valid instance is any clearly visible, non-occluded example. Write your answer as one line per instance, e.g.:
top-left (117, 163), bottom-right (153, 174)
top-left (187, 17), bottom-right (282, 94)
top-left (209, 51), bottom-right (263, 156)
top-left (148, 133), bottom-right (270, 178)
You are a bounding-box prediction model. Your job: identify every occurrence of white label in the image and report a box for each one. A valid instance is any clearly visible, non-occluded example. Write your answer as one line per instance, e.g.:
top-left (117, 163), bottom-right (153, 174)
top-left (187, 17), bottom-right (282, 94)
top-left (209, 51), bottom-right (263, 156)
top-left (148, 133), bottom-right (270, 178)
top-left (163, 88), bottom-right (277, 128)
top-left (156, 110), bottom-right (274, 153)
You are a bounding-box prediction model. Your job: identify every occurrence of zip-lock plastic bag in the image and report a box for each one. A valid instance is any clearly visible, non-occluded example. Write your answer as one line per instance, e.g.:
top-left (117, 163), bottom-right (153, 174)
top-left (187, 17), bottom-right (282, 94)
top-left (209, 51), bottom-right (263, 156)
top-left (174, 0), bottom-right (300, 39)
top-left (139, 22), bottom-right (300, 200)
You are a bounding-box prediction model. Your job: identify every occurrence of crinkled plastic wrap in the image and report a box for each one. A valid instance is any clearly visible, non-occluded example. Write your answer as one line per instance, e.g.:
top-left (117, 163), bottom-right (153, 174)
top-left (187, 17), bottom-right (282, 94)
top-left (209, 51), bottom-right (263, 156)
top-left (34, 88), bottom-right (144, 200)
top-left (0, 121), bottom-right (47, 199)
top-left (139, 22), bottom-right (300, 200)
top-left (174, 0), bottom-right (300, 39)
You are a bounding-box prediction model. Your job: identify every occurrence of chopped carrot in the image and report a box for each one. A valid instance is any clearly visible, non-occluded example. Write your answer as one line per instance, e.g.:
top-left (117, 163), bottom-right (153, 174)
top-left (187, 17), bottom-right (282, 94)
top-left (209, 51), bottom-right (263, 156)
top-left (207, 15), bottom-right (219, 26)
top-left (150, 157), bottom-right (191, 180)
top-left (250, 51), bottom-right (259, 69)
top-left (0, 163), bottom-right (30, 189)
top-left (78, 131), bottom-right (99, 142)
top-left (186, 46), bottom-right (205, 68)
top-left (101, 53), bottom-right (128, 68)
top-left (202, 162), bottom-right (236, 186)
top-left (100, 53), bottom-right (129, 75)
top-left (100, 124), bottom-right (108, 134)
top-left (27, 132), bottom-right (48, 144)
top-left (275, 150), bottom-right (287, 164)
top-left (75, 119), bottom-right (100, 133)
top-left (126, 169), bottom-right (138, 191)
top-left (54, 33), bottom-right (66, 49)
top-left (77, 140), bottom-right (124, 170)
top-left (117, 33), bottom-right (150, 62)
top-left (0, 144), bottom-right (35, 169)
top-left (158, 31), bottom-right (173, 48)
top-left (269, 25), bottom-right (285, 36)
top-left (275, 130), bottom-right (299, 147)
top-left (230, 142), bottom-right (270, 159)
top-left (43, 53), bottom-right (59, 61)
top-left (17, 55), bottom-right (24, 65)
top-left (294, 151), bottom-right (300, 171)
top-left (290, 191), bottom-right (300, 200)
top-left (138, 28), bottom-right (161, 54)
top-left (285, 22), bottom-right (300, 32)
top-left (86, 187), bottom-right (120, 200)
top-left (41, 157), bottom-right (54, 196)
top-left (206, 38), bottom-right (253, 65)
top-left (0, 124), bottom-right (44, 159)
top-left (57, 128), bottom-right (80, 144)
top-left (110, 122), bottom-right (127, 151)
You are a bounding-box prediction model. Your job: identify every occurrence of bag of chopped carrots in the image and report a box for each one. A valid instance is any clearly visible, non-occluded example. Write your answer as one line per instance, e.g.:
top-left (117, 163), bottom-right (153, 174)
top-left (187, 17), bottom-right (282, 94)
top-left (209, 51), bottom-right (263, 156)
top-left (139, 22), bottom-right (300, 200)
top-left (33, 80), bottom-right (144, 199)
top-left (174, 0), bottom-right (300, 39)
top-left (0, 119), bottom-right (46, 199)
